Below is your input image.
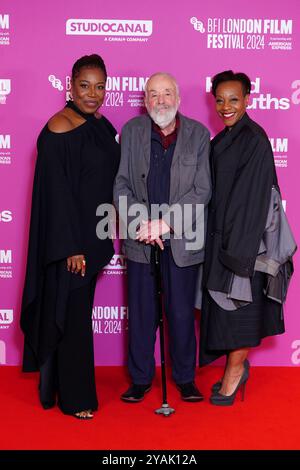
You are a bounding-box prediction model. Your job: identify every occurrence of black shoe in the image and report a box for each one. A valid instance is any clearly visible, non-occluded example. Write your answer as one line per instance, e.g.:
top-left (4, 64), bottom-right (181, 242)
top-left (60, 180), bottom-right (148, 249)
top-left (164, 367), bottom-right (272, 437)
top-left (41, 400), bottom-right (56, 410)
top-left (211, 380), bottom-right (222, 394)
top-left (211, 358), bottom-right (250, 394)
top-left (121, 384), bottom-right (152, 402)
top-left (210, 362), bottom-right (249, 406)
top-left (176, 382), bottom-right (204, 402)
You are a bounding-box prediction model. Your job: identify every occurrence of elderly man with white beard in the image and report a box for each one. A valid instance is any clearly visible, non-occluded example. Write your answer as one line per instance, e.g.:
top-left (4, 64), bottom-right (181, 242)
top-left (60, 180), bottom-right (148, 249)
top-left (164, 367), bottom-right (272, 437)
top-left (114, 73), bottom-right (211, 403)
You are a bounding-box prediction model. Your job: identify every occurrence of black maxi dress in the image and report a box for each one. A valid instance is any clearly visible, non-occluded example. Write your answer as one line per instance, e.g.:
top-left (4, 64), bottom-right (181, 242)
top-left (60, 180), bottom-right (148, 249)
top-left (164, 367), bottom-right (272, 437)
top-left (20, 101), bottom-right (120, 413)
top-left (199, 113), bottom-right (285, 366)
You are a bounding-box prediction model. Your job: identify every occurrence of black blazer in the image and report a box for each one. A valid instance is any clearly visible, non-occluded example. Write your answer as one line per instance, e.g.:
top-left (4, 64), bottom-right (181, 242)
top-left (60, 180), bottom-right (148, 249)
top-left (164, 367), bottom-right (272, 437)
top-left (204, 113), bottom-right (279, 293)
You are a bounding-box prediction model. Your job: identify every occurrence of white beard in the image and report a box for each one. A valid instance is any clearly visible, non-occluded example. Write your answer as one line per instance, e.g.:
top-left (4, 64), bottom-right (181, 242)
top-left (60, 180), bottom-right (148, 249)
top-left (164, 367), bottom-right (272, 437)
top-left (147, 105), bottom-right (178, 129)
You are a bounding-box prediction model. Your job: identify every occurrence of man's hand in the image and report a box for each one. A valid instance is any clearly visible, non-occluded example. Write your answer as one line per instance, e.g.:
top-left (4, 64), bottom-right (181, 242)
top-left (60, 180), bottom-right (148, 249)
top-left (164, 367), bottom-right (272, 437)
top-left (67, 254), bottom-right (86, 276)
top-left (136, 219), bottom-right (170, 250)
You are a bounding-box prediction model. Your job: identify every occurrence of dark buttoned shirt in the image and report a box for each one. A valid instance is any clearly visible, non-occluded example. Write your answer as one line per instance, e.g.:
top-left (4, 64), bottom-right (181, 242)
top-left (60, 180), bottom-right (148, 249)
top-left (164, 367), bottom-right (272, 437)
top-left (147, 117), bottom-right (179, 244)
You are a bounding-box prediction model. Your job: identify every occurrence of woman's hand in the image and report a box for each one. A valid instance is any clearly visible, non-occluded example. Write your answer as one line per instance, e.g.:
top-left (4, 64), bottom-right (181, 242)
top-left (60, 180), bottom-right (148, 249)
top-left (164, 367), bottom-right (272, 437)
top-left (67, 254), bottom-right (86, 276)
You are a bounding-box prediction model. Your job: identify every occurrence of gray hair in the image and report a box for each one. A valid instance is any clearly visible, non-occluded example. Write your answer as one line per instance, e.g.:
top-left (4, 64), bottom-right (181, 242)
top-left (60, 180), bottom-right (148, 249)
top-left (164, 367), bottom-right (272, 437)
top-left (145, 72), bottom-right (180, 97)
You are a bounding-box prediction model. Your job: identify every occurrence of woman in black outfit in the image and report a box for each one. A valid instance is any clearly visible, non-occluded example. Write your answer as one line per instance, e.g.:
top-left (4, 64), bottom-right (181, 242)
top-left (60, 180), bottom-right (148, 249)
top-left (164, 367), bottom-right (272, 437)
top-left (199, 70), bottom-right (295, 405)
top-left (20, 54), bottom-right (120, 418)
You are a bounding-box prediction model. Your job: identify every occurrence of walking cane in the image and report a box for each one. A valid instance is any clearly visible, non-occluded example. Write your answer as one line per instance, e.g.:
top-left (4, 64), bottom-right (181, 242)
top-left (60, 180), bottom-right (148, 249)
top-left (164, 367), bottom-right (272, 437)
top-left (152, 243), bottom-right (175, 417)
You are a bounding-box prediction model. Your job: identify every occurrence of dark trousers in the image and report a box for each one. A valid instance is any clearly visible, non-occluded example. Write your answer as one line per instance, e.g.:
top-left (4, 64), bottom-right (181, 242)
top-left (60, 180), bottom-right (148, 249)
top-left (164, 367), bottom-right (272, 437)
top-left (39, 277), bottom-right (98, 415)
top-left (127, 247), bottom-right (199, 385)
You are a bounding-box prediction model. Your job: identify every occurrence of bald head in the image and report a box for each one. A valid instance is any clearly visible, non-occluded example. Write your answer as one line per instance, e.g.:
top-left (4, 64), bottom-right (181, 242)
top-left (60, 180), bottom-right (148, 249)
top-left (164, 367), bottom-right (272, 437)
top-left (145, 72), bottom-right (180, 98)
top-left (144, 72), bottom-right (180, 130)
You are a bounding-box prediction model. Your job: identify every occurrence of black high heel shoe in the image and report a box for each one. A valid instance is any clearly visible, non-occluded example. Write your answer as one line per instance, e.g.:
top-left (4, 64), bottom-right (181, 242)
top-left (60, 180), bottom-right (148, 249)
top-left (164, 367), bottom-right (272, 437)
top-left (211, 358), bottom-right (250, 394)
top-left (210, 362), bottom-right (249, 406)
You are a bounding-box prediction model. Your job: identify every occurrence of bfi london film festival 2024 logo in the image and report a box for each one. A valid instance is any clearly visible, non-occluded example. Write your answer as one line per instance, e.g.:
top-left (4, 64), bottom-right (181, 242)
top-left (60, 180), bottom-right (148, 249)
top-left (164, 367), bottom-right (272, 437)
top-left (269, 137), bottom-right (289, 169)
top-left (0, 13), bottom-right (9, 46)
top-left (0, 249), bottom-right (13, 279)
top-left (190, 16), bottom-right (293, 50)
top-left (92, 255), bottom-right (127, 335)
top-left (48, 72), bottom-right (149, 111)
top-left (92, 304), bottom-right (128, 336)
top-left (0, 134), bottom-right (11, 165)
top-left (0, 15), bottom-right (11, 102)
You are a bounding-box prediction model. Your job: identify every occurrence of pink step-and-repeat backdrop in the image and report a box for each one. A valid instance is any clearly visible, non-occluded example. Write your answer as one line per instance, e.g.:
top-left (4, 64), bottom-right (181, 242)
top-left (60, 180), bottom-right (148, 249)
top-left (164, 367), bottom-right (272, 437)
top-left (0, 0), bottom-right (299, 366)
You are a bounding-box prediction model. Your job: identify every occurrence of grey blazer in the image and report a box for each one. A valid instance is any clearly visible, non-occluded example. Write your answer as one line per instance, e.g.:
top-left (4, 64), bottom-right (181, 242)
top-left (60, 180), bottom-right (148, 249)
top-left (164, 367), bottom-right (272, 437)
top-left (113, 113), bottom-right (211, 267)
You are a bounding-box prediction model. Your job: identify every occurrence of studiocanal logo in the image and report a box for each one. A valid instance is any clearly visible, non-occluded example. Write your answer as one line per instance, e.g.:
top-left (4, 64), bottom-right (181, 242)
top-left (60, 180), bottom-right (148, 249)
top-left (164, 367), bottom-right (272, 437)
top-left (190, 17), bottom-right (293, 51)
top-left (0, 134), bottom-right (11, 165)
top-left (103, 254), bottom-right (127, 276)
top-left (0, 79), bottom-right (11, 104)
top-left (0, 309), bottom-right (13, 329)
top-left (66, 18), bottom-right (153, 42)
top-left (0, 13), bottom-right (9, 46)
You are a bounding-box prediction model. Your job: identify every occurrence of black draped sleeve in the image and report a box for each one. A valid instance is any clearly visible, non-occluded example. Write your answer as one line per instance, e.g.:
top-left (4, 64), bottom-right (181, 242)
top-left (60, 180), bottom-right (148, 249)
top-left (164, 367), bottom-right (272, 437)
top-left (20, 117), bottom-right (120, 370)
top-left (219, 134), bottom-right (275, 277)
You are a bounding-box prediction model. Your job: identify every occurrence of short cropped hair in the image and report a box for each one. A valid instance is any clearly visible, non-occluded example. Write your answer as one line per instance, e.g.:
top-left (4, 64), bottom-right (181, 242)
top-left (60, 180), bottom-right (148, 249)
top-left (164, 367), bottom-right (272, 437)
top-left (211, 70), bottom-right (251, 96)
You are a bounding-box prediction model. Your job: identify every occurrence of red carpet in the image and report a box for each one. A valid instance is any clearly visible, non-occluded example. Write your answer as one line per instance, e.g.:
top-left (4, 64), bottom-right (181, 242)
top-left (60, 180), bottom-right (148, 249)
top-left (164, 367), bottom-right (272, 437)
top-left (1, 366), bottom-right (299, 450)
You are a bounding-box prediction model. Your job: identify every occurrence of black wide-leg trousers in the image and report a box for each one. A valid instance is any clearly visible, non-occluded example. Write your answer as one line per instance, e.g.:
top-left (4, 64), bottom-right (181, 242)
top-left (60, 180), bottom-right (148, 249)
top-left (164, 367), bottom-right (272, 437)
top-left (39, 277), bottom-right (98, 415)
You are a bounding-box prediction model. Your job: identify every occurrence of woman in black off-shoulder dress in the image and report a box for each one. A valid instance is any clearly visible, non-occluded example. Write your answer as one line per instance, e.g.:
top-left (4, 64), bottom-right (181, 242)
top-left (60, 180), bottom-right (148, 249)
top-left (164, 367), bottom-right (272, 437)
top-left (20, 54), bottom-right (120, 419)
